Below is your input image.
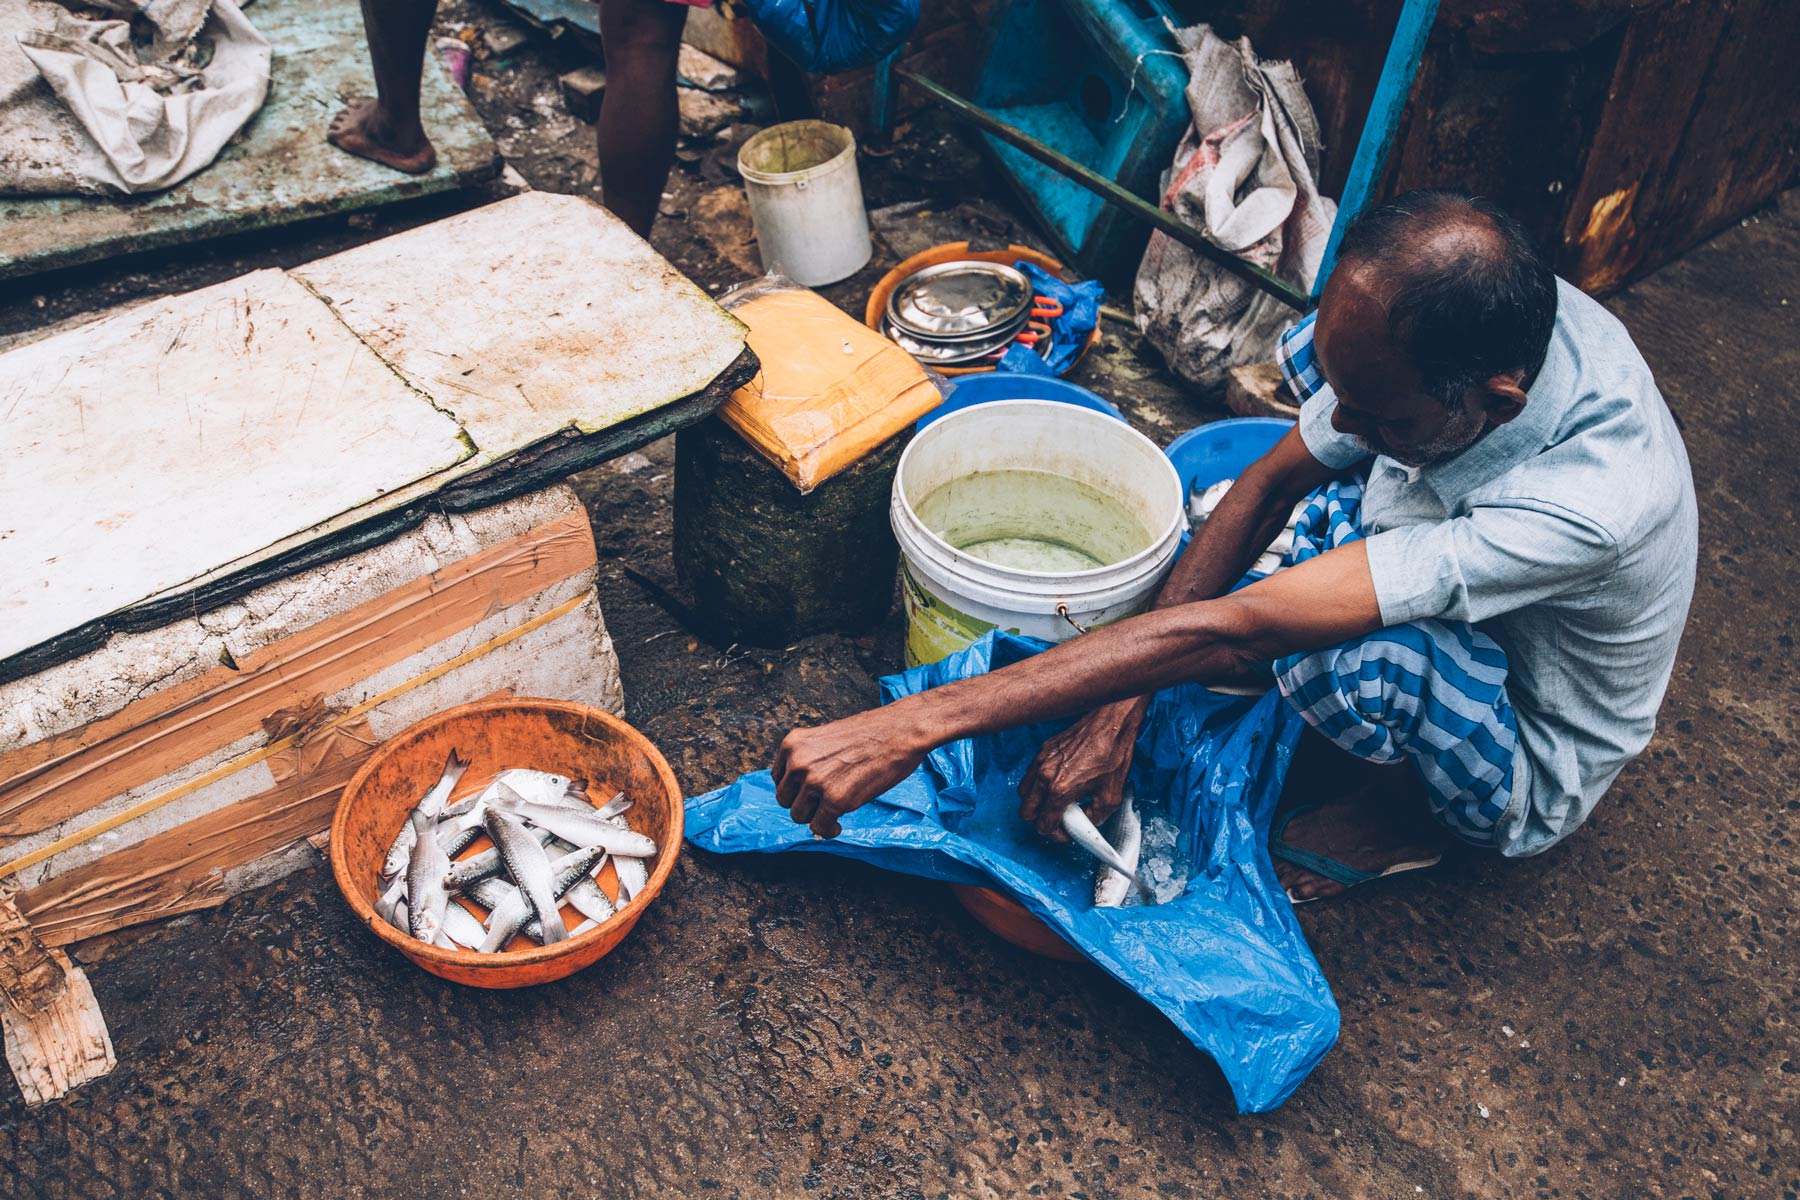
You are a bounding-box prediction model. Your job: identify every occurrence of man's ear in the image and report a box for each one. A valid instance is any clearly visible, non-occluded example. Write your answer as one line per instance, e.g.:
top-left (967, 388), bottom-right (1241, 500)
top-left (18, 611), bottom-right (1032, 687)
top-left (1479, 369), bottom-right (1529, 426)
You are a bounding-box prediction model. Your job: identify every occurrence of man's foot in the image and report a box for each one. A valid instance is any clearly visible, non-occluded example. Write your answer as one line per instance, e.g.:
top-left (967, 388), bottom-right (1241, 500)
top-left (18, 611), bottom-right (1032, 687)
top-left (328, 98), bottom-right (436, 174)
top-left (1271, 781), bottom-right (1449, 903)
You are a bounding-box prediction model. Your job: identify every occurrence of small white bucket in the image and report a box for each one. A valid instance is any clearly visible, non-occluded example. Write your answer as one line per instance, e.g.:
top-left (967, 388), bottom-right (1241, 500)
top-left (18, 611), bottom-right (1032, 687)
top-left (891, 400), bottom-right (1186, 667)
top-left (737, 120), bottom-right (872, 287)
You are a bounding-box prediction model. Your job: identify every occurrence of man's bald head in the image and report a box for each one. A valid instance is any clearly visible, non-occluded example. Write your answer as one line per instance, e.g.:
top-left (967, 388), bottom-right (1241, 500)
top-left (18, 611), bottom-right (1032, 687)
top-left (1328, 190), bottom-right (1558, 408)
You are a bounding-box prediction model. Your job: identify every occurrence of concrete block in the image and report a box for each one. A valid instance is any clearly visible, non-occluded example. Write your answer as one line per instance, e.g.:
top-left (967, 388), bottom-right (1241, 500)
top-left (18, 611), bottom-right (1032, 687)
top-left (560, 66), bottom-right (608, 123)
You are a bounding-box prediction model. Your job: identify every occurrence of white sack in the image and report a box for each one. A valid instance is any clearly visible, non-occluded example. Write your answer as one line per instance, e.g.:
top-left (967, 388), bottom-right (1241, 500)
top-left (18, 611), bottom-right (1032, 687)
top-left (1133, 25), bottom-right (1336, 390)
top-left (0, 0), bottom-right (269, 196)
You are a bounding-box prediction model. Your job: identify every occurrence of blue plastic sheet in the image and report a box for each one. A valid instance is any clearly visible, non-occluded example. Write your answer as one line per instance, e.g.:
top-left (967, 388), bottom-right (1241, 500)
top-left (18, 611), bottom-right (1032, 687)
top-left (685, 632), bottom-right (1340, 1112)
top-left (737, 0), bottom-right (919, 75)
top-left (997, 261), bottom-right (1104, 377)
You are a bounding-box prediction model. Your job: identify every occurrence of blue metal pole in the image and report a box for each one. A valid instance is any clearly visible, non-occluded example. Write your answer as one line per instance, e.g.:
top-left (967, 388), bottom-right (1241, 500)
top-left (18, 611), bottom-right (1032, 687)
top-left (1312, 0), bottom-right (1440, 298)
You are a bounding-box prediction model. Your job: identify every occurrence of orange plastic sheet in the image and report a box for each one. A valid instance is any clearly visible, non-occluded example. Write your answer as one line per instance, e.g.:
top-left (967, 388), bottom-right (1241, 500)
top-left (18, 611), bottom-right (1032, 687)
top-left (718, 286), bottom-right (942, 493)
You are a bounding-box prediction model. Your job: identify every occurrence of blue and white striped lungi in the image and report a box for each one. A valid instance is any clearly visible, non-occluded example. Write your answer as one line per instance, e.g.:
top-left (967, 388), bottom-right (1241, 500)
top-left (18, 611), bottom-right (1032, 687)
top-left (1272, 481), bottom-right (1518, 847)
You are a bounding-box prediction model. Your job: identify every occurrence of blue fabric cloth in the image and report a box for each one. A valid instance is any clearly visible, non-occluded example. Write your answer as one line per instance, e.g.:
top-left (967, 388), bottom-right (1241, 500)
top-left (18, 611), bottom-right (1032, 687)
top-left (1274, 281), bottom-right (1697, 856)
top-left (996, 261), bottom-right (1103, 377)
top-left (684, 632), bottom-right (1338, 1113)
top-left (1272, 481), bottom-right (1517, 846)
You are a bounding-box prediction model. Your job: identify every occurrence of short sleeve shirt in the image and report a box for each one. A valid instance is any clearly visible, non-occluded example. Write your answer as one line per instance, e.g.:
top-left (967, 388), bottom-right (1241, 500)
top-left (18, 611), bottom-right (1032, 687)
top-left (1275, 280), bottom-right (1698, 856)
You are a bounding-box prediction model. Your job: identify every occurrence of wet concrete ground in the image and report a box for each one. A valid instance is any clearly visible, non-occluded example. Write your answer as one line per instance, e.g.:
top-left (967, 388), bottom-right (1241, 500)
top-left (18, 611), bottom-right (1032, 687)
top-left (3, 8), bottom-right (1797, 1194)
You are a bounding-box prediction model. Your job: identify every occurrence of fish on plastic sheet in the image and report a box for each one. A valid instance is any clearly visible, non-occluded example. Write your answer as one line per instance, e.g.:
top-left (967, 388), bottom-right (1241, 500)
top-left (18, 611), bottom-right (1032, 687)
top-left (1061, 804), bottom-right (1154, 902)
top-left (681, 631), bottom-right (1337, 1114)
top-left (1092, 787), bottom-right (1144, 908)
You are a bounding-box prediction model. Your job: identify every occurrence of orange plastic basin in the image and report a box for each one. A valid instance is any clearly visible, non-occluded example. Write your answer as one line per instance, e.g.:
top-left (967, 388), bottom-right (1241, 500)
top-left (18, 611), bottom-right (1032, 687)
top-left (864, 241), bottom-right (1102, 377)
top-left (951, 884), bottom-right (1084, 962)
top-left (330, 698), bottom-right (683, 988)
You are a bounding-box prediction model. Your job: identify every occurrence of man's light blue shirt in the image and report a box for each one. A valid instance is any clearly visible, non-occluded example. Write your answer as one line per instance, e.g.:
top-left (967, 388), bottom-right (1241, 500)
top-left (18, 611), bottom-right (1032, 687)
top-left (1276, 280), bottom-right (1698, 855)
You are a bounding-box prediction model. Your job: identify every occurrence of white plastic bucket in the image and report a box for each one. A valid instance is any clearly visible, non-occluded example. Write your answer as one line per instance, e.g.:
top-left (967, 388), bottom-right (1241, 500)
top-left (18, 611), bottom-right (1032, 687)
top-left (891, 400), bottom-right (1185, 667)
top-left (737, 120), bottom-right (872, 287)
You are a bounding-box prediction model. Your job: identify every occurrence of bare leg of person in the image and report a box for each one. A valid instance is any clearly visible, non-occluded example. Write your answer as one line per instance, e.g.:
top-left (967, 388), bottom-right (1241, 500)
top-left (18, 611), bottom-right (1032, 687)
top-left (596, 0), bottom-right (688, 237)
top-left (1272, 728), bottom-right (1450, 902)
top-left (329, 0), bottom-right (440, 174)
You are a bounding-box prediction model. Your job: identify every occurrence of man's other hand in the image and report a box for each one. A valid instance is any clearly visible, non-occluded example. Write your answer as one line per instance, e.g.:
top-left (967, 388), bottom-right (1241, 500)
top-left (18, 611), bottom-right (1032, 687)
top-left (773, 709), bottom-right (930, 839)
top-left (1017, 698), bottom-right (1147, 839)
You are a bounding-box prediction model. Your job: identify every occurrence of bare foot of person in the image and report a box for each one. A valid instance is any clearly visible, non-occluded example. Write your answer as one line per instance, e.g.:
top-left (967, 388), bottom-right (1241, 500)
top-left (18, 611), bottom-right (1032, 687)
top-left (328, 98), bottom-right (436, 174)
top-left (1272, 778), bottom-right (1449, 903)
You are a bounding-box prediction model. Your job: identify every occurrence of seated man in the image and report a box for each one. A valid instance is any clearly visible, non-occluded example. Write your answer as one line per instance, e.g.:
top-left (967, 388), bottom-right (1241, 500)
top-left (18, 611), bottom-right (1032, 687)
top-left (769, 190), bottom-right (1698, 900)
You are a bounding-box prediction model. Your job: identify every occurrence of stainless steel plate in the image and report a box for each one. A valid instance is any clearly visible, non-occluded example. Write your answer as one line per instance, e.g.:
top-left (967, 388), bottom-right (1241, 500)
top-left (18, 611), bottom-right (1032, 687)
top-left (883, 318), bottom-right (1021, 364)
top-left (886, 261), bottom-right (1032, 340)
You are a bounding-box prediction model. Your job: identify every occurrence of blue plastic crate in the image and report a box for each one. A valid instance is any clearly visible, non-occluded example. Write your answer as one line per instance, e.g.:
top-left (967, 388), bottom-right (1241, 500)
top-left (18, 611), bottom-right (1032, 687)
top-left (972, 0), bottom-right (1191, 283)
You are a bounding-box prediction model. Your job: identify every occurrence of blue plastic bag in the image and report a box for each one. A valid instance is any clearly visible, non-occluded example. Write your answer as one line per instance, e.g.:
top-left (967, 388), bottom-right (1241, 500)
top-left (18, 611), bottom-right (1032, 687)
top-left (997, 261), bottom-right (1104, 377)
top-left (737, 0), bottom-right (919, 75)
top-left (684, 632), bottom-right (1340, 1112)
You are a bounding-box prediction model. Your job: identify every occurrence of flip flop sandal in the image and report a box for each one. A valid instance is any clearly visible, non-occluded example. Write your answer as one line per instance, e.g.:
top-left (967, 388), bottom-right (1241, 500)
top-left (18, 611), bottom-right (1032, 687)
top-left (1269, 802), bottom-right (1444, 905)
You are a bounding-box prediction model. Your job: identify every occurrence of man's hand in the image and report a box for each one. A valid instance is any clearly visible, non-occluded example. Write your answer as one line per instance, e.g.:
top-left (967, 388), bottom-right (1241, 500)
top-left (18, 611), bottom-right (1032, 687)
top-left (773, 706), bottom-right (932, 838)
top-left (1017, 698), bottom-right (1147, 838)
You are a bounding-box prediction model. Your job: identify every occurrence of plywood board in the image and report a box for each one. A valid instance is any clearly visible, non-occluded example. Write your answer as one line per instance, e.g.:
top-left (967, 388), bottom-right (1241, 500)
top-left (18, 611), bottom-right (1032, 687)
top-left (0, 269), bottom-right (474, 663)
top-left (291, 191), bottom-right (750, 455)
top-left (0, 0), bottom-right (500, 281)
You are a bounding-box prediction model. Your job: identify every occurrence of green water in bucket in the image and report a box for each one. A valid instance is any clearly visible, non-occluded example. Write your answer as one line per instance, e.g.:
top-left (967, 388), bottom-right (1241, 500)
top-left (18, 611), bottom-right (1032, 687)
top-left (914, 469), bottom-right (1154, 572)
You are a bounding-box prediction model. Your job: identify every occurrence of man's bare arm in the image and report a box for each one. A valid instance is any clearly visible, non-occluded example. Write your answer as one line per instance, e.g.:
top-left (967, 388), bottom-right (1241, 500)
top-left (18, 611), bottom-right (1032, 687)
top-left (1016, 426), bottom-right (1351, 834)
top-left (774, 542), bottom-right (1384, 837)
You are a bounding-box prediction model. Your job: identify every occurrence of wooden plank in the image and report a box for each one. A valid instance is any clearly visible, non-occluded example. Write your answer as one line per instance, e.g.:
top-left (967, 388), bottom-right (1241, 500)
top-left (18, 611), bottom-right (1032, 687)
top-left (0, 269), bottom-right (474, 665)
top-left (0, 506), bottom-right (596, 839)
top-left (0, 0), bottom-right (500, 281)
top-left (290, 192), bottom-right (749, 452)
top-left (0, 950), bottom-right (113, 1104)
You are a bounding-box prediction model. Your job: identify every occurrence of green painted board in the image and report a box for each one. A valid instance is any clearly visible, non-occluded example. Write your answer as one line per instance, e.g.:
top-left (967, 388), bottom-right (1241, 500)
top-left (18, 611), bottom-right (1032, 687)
top-left (0, 0), bottom-right (499, 281)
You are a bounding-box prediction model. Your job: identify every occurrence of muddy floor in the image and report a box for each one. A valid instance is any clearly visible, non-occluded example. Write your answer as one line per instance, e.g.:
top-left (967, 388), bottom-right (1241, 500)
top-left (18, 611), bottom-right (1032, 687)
top-left (2, 5), bottom-right (1797, 1197)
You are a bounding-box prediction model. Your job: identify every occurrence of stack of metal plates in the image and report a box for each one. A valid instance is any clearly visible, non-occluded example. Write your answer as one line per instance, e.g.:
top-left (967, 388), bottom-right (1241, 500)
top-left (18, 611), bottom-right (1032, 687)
top-left (881, 261), bottom-right (1048, 366)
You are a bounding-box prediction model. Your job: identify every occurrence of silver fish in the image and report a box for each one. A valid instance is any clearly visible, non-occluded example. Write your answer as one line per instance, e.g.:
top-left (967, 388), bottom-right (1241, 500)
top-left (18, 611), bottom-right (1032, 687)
top-left (443, 826), bottom-right (555, 890)
top-left (483, 809), bottom-right (569, 944)
top-left (596, 792), bottom-right (631, 820)
top-left (441, 902), bottom-right (488, 950)
top-left (477, 845), bottom-right (602, 950)
top-left (603, 805), bottom-right (647, 902)
top-left (437, 824), bottom-right (483, 859)
top-left (373, 876), bottom-right (408, 932)
top-left (439, 789), bottom-right (484, 821)
top-left (405, 809), bottom-right (454, 943)
top-left (493, 768), bottom-right (580, 809)
top-left (1062, 803), bottom-right (1154, 902)
top-left (381, 750), bottom-right (471, 877)
top-left (440, 769), bottom-right (585, 834)
top-left (566, 874), bottom-right (616, 924)
top-left (1092, 788), bottom-right (1144, 908)
top-left (492, 787), bottom-right (657, 859)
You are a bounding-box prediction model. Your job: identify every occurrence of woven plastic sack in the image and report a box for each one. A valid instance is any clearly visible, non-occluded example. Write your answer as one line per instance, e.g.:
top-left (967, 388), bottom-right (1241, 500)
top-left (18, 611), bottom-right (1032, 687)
top-left (685, 631), bottom-right (1340, 1113)
top-left (1134, 25), bottom-right (1335, 389)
